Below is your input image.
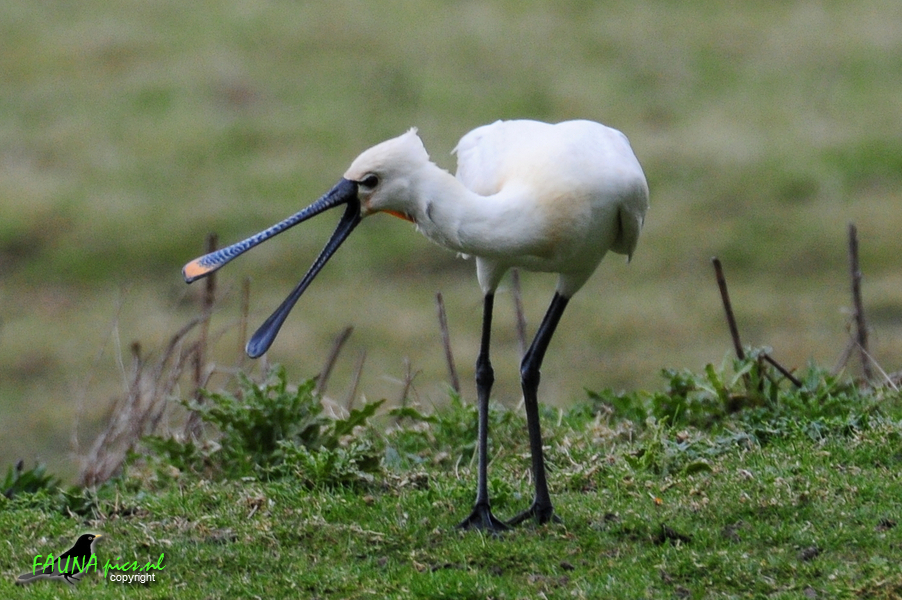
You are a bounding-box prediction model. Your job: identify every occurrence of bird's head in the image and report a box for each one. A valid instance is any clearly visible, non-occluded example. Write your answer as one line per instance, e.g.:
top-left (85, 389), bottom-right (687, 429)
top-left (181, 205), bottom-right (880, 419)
top-left (78, 534), bottom-right (101, 546)
top-left (181, 129), bottom-right (428, 358)
top-left (344, 128), bottom-right (429, 222)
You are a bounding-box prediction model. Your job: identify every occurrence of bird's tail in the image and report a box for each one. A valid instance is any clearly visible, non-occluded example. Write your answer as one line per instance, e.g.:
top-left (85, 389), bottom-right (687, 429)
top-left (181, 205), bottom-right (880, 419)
top-left (16, 570), bottom-right (84, 585)
top-left (16, 572), bottom-right (44, 585)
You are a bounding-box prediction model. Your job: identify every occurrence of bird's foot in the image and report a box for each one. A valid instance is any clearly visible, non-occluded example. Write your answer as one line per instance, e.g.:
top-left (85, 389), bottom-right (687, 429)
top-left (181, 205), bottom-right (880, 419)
top-left (457, 502), bottom-right (509, 533)
top-left (507, 501), bottom-right (560, 527)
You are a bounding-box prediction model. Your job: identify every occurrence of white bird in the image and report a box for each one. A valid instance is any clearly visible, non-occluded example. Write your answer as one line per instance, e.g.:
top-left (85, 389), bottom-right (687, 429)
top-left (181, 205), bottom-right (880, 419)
top-left (183, 119), bottom-right (649, 530)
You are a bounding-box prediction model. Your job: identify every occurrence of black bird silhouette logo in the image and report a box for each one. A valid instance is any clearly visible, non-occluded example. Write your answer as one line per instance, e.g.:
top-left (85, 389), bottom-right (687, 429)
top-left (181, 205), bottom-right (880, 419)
top-left (17, 533), bottom-right (102, 585)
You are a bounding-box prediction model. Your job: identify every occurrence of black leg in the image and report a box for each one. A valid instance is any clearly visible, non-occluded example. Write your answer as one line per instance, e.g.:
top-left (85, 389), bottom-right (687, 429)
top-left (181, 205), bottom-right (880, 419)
top-left (458, 294), bottom-right (508, 531)
top-left (508, 292), bottom-right (569, 526)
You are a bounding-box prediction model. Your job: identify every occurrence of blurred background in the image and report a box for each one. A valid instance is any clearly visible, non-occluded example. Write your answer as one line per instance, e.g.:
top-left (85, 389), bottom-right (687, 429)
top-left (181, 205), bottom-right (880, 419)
top-left (2, 0), bottom-right (901, 481)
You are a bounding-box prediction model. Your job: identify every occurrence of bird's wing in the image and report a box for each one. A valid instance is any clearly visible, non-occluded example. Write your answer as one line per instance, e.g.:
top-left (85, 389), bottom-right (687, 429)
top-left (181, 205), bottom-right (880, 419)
top-left (453, 120), bottom-right (506, 195)
top-left (612, 197), bottom-right (646, 261)
top-left (455, 119), bottom-right (648, 262)
top-left (453, 120), bottom-right (551, 196)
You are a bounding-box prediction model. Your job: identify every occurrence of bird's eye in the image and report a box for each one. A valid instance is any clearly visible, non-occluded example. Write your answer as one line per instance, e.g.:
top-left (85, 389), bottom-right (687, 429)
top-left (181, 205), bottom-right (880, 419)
top-left (359, 174), bottom-right (379, 189)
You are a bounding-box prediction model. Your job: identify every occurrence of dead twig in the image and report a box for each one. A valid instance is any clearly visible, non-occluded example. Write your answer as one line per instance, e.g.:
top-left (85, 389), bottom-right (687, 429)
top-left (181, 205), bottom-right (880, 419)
top-left (832, 336), bottom-right (856, 376)
top-left (237, 277), bottom-right (251, 369)
top-left (435, 292), bottom-right (460, 394)
top-left (762, 353), bottom-right (802, 388)
top-left (316, 326), bottom-right (354, 398)
top-left (712, 257), bottom-right (745, 360)
top-left (712, 258), bottom-right (800, 388)
top-left (394, 358), bottom-right (419, 423)
top-left (857, 346), bottom-right (900, 392)
top-left (848, 223), bottom-right (873, 381)
top-left (344, 350), bottom-right (367, 412)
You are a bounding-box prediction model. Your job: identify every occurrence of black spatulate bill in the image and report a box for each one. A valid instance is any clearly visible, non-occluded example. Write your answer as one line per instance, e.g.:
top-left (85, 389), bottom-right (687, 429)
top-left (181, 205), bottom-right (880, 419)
top-left (182, 178), bottom-right (361, 357)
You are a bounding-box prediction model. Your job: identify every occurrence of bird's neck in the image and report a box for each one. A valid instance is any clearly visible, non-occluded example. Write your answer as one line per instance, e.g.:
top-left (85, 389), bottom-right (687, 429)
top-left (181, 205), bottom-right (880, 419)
top-left (403, 162), bottom-right (508, 255)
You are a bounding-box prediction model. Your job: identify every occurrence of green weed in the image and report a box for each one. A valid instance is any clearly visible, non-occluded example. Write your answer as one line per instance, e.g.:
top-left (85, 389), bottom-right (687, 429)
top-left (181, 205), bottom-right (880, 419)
top-left (0, 461), bottom-right (95, 516)
top-left (141, 365), bottom-right (384, 487)
top-left (1, 361), bottom-right (901, 597)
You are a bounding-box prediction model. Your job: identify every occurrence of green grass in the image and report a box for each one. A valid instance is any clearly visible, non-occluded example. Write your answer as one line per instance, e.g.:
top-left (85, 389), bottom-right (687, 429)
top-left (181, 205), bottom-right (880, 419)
top-left (2, 360), bottom-right (901, 597)
top-left (3, 3), bottom-right (901, 594)
top-left (3, 0), bottom-right (902, 486)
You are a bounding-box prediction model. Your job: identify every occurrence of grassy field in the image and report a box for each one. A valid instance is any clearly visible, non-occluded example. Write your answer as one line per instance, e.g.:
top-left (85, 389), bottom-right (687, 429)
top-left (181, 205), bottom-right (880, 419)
top-left (2, 1), bottom-right (902, 480)
top-left (1, 361), bottom-right (900, 598)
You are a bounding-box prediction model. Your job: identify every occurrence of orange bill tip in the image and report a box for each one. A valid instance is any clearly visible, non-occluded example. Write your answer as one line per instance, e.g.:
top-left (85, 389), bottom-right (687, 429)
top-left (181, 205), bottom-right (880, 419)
top-left (182, 259), bottom-right (213, 282)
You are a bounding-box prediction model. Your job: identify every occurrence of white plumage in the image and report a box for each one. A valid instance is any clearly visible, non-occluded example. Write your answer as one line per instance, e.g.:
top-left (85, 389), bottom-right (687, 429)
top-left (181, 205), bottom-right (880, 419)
top-left (183, 119), bottom-right (649, 530)
top-left (344, 120), bottom-right (647, 296)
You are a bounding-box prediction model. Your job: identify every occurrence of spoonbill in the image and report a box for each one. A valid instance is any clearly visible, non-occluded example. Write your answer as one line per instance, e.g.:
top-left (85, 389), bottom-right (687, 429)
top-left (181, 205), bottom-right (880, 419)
top-left (183, 119), bottom-right (649, 530)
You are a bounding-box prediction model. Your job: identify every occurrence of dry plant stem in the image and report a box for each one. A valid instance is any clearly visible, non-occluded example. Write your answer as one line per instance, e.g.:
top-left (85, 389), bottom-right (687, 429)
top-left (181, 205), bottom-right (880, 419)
top-left (848, 223), bottom-right (873, 381)
top-left (832, 337), bottom-right (856, 376)
top-left (855, 346), bottom-right (900, 392)
top-left (712, 258), bottom-right (801, 388)
top-left (129, 341), bottom-right (142, 394)
top-left (762, 353), bottom-right (802, 387)
top-left (344, 350), bottom-right (366, 411)
top-left (80, 316), bottom-right (203, 486)
top-left (712, 257), bottom-right (745, 361)
top-left (194, 233), bottom-right (218, 391)
top-left (186, 234), bottom-right (218, 437)
top-left (316, 326), bottom-right (354, 397)
top-left (71, 292), bottom-right (129, 457)
top-left (511, 269), bottom-right (528, 358)
top-left (435, 292), bottom-right (460, 393)
top-left (395, 357), bottom-right (417, 420)
top-left (238, 277), bottom-right (251, 369)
